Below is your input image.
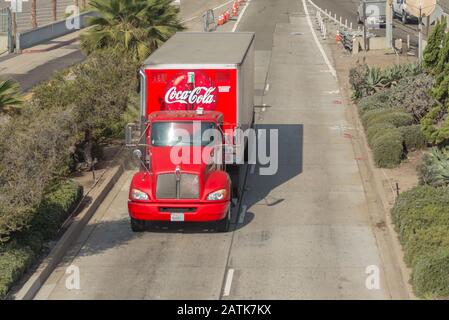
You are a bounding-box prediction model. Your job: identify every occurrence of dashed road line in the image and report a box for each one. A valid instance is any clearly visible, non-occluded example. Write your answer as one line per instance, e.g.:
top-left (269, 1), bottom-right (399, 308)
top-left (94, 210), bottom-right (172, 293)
top-left (223, 268), bottom-right (235, 297)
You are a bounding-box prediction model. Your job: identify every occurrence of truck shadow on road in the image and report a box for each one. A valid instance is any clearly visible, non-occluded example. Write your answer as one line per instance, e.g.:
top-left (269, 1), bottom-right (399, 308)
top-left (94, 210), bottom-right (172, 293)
top-left (239, 123), bottom-right (304, 223)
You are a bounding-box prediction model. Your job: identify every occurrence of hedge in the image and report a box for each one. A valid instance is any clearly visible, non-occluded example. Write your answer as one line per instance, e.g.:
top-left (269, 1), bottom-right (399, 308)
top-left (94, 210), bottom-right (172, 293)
top-left (391, 185), bottom-right (449, 243)
top-left (399, 125), bottom-right (427, 151)
top-left (371, 128), bottom-right (404, 168)
top-left (31, 180), bottom-right (83, 241)
top-left (0, 244), bottom-right (34, 299)
top-left (403, 225), bottom-right (449, 267)
top-left (0, 179), bottom-right (82, 299)
top-left (412, 248), bottom-right (449, 299)
top-left (366, 110), bottom-right (414, 128)
top-left (366, 122), bottom-right (395, 146)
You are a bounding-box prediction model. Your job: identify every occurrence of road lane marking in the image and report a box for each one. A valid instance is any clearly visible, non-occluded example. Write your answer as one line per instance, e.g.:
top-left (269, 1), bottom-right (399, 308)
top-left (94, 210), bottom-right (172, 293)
top-left (238, 205), bottom-right (247, 224)
top-left (181, 0), bottom-right (234, 23)
top-left (232, 0), bottom-right (252, 32)
top-left (223, 268), bottom-right (234, 297)
top-left (301, 0), bottom-right (337, 78)
top-left (265, 83), bottom-right (270, 92)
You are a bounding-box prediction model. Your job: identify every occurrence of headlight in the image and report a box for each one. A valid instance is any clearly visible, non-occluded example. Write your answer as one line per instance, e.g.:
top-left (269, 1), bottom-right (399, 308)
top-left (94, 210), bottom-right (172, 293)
top-left (131, 189), bottom-right (149, 201)
top-left (207, 189), bottom-right (227, 201)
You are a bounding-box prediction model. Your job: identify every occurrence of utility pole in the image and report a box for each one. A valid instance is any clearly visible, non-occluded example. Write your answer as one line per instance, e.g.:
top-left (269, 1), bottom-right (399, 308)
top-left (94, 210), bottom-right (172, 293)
top-left (386, 0), bottom-right (393, 49)
top-left (363, 0), bottom-right (367, 51)
top-left (418, 6), bottom-right (423, 63)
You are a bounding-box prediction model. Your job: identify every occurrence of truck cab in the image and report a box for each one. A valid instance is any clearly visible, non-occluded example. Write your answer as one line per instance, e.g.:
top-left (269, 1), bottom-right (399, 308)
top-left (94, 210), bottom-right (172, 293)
top-left (127, 110), bottom-right (232, 232)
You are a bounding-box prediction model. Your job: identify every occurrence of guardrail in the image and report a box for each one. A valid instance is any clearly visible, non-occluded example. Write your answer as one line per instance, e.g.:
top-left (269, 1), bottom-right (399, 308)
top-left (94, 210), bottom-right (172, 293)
top-left (16, 11), bottom-right (98, 52)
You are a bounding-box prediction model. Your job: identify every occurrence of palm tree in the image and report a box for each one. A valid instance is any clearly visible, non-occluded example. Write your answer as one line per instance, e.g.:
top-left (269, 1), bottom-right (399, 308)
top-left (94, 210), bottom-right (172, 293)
top-left (80, 0), bottom-right (184, 60)
top-left (0, 79), bottom-right (23, 114)
top-left (31, 0), bottom-right (37, 28)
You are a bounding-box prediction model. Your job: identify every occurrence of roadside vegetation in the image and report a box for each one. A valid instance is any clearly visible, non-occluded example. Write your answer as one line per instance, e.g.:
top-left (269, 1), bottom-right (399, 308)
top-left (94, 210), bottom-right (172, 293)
top-left (0, 0), bottom-right (183, 299)
top-left (350, 17), bottom-right (449, 299)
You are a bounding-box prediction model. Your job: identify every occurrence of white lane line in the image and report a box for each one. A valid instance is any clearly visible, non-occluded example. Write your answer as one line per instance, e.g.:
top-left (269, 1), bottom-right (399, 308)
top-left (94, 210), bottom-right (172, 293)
top-left (213, 0), bottom-right (234, 11)
top-left (181, 15), bottom-right (198, 23)
top-left (265, 83), bottom-right (270, 92)
top-left (223, 269), bottom-right (235, 297)
top-left (180, 0), bottom-right (234, 23)
top-left (301, 0), bottom-right (337, 78)
top-left (232, 0), bottom-right (252, 32)
top-left (238, 205), bottom-right (247, 224)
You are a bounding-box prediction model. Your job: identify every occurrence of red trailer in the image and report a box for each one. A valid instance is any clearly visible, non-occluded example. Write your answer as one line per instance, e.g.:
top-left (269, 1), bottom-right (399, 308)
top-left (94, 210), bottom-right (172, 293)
top-left (126, 32), bottom-right (255, 232)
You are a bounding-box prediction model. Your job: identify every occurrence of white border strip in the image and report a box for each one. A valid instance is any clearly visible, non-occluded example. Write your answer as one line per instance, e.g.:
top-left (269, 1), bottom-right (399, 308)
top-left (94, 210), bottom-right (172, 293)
top-left (232, 0), bottom-right (252, 32)
top-left (301, 0), bottom-right (337, 78)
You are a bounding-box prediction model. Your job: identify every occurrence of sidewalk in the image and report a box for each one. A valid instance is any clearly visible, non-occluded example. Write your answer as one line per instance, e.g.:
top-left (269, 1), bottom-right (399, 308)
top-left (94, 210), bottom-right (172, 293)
top-left (0, 29), bottom-right (85, 91)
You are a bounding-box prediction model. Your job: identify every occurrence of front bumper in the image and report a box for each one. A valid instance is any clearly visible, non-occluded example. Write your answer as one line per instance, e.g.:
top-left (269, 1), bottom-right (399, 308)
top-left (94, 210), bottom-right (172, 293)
top-left (128, 200), bottom-right (230, 222)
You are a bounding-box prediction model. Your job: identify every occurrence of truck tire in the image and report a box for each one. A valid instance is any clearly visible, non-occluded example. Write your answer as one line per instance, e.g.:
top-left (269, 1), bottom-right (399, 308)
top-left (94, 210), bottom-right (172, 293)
top-left (216, 207), bottom-right (231, 233)
top-left (130, 217), bottom-right (146, 232)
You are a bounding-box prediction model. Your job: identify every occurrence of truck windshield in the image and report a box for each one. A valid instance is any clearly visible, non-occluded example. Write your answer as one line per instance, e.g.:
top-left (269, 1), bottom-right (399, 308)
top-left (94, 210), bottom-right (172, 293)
top-left (151, 121), bottom-right (218, 147)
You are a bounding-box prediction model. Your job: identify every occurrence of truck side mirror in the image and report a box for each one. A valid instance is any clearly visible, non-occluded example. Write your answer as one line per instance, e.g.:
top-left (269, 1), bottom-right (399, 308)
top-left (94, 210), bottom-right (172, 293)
top-left (125, 123), bottom-right (135, 147)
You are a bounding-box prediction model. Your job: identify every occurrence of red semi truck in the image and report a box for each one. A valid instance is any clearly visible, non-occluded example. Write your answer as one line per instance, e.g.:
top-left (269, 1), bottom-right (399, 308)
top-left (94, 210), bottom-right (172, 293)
top-left (126, 32), bottom-right (255, 232)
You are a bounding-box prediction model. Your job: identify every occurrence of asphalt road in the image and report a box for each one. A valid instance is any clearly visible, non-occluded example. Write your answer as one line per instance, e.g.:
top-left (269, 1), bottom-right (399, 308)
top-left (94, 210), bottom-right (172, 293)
top-left (31, 0), bottom-right (408, 300)
top-left (312, 0), bottom-right (420, 48)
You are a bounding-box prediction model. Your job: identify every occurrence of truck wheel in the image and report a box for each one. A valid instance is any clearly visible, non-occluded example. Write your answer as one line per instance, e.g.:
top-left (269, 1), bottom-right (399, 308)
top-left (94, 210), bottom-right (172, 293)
top-left (130, 218), bottom-right (146, 232)
top-left (216, 207), bottom-right (231, 233)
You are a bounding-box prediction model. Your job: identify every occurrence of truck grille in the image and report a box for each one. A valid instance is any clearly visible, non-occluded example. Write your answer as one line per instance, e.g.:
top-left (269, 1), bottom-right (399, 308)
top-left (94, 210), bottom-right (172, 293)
top-left (156, 173), bottom-right (200, 199)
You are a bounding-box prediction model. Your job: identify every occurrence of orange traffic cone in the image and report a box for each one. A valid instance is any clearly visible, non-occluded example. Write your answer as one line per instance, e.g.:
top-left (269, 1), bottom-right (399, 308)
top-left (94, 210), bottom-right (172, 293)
top-left (232, 6), bottom-right (238, 17)
top-left (224, 10), bottom-right (230, 22)
top-left (336, 30), bottom-right (342, 42)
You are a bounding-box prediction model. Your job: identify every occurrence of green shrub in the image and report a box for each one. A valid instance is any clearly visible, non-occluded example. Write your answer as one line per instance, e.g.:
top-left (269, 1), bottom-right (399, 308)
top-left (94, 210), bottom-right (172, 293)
top-left (0, 244), bottom-right (35, 299)
top-left (404, 225), bottom-right (449, 268)
top-left (31, 180), bottom-right (83, 240)
top-left (371, 128), bottom-right (404, 168)
top-left (391, 185), bottom-right (449, 243)
top-left (358, 91), bottom-right (392, 115)
top-left (366, 110), bottom-right (414, 128)
top-left (366, 122), bottom-right (395, 146)
top-left (399, 125), bottom-right (427, 151)
top-left (361, 108), bottom-right (394, 127)
top-left (417, 147), bottom-right (449, 187)
top-left (412, 248), bottom-right (449, 299)
top-left (388, 73), bottom-right (436, 121)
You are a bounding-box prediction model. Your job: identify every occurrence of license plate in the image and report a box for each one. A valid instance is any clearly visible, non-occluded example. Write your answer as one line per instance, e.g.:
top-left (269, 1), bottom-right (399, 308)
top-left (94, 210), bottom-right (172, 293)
top-left (171, 213), bottom-right (185, 222)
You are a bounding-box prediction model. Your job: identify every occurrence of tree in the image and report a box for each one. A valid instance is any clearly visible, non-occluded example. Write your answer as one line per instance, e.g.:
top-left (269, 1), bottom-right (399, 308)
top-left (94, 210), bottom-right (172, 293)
top-left (80, 0), bottom-right (184, 60)
top-left (0, 79), bottom-right (22, 114)
top-left (423, 17), bottom-right (447, 73)
top-left (31, 0), bottom-right (37, 28)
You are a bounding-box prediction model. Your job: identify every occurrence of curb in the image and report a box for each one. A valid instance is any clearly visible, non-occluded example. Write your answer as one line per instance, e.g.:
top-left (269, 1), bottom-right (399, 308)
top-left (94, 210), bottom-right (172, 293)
top-left (12, 161), bottom-right (126, 300)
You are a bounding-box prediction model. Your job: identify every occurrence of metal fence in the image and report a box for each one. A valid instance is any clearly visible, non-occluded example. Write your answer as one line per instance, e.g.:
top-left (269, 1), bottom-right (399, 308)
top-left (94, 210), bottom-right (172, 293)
top-left (0, 6), bottom-right (10, 33)
top-left (0, 6), bottom-right (12, 53)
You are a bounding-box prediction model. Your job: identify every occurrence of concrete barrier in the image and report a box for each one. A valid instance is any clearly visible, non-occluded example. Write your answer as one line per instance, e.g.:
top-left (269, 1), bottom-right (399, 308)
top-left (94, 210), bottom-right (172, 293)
top-left (16, 11), bottom-right (98, 52)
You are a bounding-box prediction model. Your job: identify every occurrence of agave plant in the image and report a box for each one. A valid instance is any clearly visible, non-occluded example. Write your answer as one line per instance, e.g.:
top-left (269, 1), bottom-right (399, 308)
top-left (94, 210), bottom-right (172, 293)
top-left (0, 79), bottom-right (23, 114)
top-left (418, 147), bottom-right (449, 187)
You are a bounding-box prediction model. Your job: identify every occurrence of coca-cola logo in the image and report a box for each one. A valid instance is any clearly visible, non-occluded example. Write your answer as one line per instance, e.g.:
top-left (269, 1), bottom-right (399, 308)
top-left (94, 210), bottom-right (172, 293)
top-left (163, 71), bottom-right (218, 111)
top-left (165, 87), bottom-right (216, 105)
